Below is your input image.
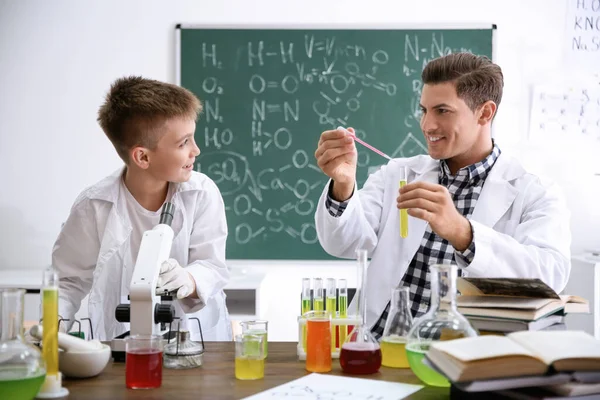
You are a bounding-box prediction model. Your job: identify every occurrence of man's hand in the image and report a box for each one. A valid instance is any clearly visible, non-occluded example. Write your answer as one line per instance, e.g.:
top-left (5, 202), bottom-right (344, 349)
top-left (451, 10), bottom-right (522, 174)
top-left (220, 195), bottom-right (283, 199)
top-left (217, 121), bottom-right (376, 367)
top-left (157, 259), bottom-right (197, 299)
top-left (314, 127), bottom-right (357, 201)
top-left (397, 181), bottom-right (472, 251)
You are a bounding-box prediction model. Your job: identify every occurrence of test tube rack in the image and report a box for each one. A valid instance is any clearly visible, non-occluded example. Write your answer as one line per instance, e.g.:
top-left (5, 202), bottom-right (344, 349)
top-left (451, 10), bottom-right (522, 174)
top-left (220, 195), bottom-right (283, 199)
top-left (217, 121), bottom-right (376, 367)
top-left (296, 315), bottom-right (362, 360)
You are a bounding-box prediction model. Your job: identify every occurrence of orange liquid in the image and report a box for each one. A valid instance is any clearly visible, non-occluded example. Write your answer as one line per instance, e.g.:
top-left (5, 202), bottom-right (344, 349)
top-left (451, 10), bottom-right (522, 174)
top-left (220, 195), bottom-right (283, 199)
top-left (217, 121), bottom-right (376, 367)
top-left (306, 319), bottom-right (331, 372)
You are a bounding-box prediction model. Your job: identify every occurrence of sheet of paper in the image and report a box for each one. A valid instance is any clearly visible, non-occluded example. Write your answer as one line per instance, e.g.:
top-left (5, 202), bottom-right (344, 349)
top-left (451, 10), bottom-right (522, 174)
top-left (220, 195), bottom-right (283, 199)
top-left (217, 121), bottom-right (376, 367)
top-left (529, 83), bottom-right (600, 141)
top-left (242, 373), bottom-right (423, 400)
top-left (564, 0), bottom-right (600, 73)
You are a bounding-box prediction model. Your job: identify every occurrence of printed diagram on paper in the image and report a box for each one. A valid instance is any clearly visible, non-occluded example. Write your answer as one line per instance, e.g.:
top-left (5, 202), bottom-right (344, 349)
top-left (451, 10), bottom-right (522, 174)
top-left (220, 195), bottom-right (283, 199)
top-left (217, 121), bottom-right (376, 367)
top-left (529, 83), bottom-right (600, 141)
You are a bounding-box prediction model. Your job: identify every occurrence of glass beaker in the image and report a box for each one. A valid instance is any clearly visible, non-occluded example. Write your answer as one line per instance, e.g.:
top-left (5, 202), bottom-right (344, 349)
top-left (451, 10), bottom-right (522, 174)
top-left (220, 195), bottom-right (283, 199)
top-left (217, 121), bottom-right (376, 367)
top-left (381, 286), bottom-right (413, 368)
top-left (235, 333), bottom-right (265, 380)
top-left (406, 264), bottom-right (478, 387)
top-left (125, 334), bottom-right (164, 389)
top-left (339, 249), bottom-right (382, 375)
top-left (304, 310), bottom-right (331, 373)
top-left (0, 289), bottom-right (46, 400)
top-left (240, 320), bottom-right (268, 358)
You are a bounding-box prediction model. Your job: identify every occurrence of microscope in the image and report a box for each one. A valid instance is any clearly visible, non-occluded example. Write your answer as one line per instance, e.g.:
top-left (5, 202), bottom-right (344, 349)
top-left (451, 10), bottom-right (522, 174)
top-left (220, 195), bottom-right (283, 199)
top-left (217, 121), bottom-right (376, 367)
top-left (110, 202), bottom-right (177, 360)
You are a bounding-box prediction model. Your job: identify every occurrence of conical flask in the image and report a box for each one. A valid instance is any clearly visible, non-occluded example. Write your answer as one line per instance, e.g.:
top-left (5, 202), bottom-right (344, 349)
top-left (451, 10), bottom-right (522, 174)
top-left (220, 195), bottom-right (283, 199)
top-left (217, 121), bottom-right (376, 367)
top-left (0, 289), bottom-right (46, 400)
top-left (380, 286), bottom-right (413, 368)
top-left (339, 249), bottom-right (381, 375)
top-left (406, 264), bottom-right (478, 387)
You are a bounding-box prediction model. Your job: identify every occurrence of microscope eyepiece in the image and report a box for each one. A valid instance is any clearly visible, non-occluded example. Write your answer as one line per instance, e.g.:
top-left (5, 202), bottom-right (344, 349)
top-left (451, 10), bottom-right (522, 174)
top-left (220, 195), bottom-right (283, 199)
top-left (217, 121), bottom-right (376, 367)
top-left (159, 202), bottom-right (175, 226)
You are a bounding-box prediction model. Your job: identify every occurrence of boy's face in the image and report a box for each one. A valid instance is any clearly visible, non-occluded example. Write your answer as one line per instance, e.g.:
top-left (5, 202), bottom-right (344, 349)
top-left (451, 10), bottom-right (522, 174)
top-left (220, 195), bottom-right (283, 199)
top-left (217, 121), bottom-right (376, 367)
top-left (146, 117), bottom-right (200, 183)
top-left (419, 82), bottom-right (483, 164)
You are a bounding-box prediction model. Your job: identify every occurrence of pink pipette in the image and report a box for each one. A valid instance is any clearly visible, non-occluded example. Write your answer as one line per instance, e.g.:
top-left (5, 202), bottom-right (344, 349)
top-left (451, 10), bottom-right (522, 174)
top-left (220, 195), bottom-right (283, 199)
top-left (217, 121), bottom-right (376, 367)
top-left (337, 126), bottom-right (392, 160)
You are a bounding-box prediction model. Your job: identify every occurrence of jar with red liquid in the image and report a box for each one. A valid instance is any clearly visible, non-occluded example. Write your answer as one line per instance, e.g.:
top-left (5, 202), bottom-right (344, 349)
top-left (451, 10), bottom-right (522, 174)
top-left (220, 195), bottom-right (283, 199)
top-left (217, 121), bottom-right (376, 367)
top-left (339, 249), bottom-right (382, 375)
top-left (339, 326), bottom-right (382, 374)
top-left (125, 334), bottom-right (164, 389)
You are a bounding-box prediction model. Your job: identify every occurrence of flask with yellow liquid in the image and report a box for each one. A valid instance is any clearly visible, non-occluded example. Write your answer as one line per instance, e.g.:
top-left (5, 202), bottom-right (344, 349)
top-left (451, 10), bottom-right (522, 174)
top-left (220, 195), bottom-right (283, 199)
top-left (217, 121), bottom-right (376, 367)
top-left (380, 286), bottom-right (413, 368)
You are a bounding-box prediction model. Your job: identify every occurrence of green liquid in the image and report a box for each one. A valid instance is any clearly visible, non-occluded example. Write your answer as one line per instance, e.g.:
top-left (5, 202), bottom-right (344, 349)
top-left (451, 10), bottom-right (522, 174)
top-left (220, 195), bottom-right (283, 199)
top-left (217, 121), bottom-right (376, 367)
top-left (0, 367), bottom-right (46, 400)
top-left (338, 295), bottom-right (347, 317)
top-left (338, 295), bottom-right (348, 345)
top-left (326, 296), bottom-right (337, 350)
top-left (313, 298), bottom-right (324, 311)
top-left (406, 343), bottom-right (450, 387)
top-left (326, 297), bottom-right (336, 314)
top-left (244, 329), bottom-right (268, 358)
top-left (301, 298), bottom-right (311, 314)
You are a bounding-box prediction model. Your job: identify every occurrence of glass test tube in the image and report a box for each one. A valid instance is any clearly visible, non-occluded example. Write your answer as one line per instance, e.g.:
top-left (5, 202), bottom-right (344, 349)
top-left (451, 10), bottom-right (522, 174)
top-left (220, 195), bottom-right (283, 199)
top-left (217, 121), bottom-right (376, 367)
top-left (313, 278), bottom-right (324, 311)
top-left (399, 166), bottom-right (408, 238)
top-left (301, 278), bottom-right (311, 351)
top-left (338, 279), bottom-right (348, 346)
top-left (326, 278), bottom-right (337, 351)
top-left (42, 266), bottom-right (59, 379)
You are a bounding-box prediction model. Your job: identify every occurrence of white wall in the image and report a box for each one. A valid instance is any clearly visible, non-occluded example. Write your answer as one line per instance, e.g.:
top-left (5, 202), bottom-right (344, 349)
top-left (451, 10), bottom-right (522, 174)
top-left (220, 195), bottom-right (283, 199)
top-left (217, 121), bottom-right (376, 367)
top-left (1, 0), bottom-right (599, 338)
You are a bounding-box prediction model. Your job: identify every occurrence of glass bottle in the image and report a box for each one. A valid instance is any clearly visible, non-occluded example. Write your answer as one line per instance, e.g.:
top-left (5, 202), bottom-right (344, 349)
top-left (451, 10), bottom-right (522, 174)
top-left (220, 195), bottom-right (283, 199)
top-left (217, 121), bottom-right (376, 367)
top-left (339, 249), bottom-right (382, 375)
top-left (0, 289), bottom-right (46, 400)
top-left (380, 286), bottom-right (413, 368)
top-left (406, 264), bottom-right (478, 387)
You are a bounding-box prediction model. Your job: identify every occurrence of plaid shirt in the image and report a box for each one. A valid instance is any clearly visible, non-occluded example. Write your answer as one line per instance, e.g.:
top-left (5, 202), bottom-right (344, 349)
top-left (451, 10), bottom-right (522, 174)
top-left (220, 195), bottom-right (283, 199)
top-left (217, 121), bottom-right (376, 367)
top-left (325, 142), bottom-right (501, 339)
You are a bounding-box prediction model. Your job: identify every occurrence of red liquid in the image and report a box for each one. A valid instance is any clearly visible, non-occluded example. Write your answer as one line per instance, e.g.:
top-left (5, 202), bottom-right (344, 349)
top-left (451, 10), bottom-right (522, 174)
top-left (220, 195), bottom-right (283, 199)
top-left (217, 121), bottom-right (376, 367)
top-left (126, 349), bottom-right (163, 389)
top-left (339, 342), bottom-right (382, 375)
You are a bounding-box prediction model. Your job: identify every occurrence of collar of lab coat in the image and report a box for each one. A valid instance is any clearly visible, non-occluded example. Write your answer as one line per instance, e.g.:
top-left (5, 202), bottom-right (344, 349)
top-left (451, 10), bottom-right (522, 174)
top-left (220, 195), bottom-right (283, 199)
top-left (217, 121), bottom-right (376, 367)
top-left (82, 166), bottom-right (205, 236)
top-left (84, 167), bottom-right (203, 203)
top-left (406, 151), bottom-right (525, 228)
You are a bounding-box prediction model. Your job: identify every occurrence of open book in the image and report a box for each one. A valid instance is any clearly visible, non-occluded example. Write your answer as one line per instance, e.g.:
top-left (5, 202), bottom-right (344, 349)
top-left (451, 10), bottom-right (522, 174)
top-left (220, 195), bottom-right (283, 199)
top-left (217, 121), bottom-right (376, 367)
top-left (457, 278), bottom-right (589, 321)
top-left (426, 331), bottom-right (600, 383)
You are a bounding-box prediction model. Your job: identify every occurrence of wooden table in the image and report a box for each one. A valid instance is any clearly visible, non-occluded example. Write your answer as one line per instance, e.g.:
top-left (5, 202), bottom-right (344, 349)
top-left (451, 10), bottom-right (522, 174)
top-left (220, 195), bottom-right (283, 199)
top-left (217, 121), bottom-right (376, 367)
top-left (64, 342), bottom-right (450, 399)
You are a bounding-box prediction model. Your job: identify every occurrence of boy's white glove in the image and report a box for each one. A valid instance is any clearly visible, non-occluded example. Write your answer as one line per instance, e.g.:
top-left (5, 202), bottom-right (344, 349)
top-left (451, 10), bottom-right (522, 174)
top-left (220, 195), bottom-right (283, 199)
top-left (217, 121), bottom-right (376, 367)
top-left (157, 258), bottom-right (196, 299)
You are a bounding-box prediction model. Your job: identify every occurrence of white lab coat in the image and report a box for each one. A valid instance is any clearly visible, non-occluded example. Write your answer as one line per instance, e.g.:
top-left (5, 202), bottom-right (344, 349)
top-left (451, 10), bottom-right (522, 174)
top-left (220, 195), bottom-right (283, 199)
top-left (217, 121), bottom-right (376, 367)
top-left (53, 168), bottom-right (233, 341)
top-left (315, 153), bottom-right (571, 328)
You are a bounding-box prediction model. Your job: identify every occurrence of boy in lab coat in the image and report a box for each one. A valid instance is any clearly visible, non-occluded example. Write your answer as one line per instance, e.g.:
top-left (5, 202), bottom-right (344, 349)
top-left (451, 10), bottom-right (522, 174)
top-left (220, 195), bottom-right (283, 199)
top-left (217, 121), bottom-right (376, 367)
top-left (313, 53), bottom-right (571, 338)
top-left (52, 76), bottom-right (232, 341)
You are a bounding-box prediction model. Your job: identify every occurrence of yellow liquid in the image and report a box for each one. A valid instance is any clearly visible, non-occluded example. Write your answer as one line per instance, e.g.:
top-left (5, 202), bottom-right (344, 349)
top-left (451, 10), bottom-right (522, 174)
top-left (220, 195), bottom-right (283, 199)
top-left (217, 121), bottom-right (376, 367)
top-left (338, 295), bottom-right (348, 345)
top-left (326, 297), bottom-right (337, 350)
top-left (42, 288), bottom-right (59, 376)
top-left (400, 180), bottom-right (408, 238)
top-left (313, 298), bottom-right (324, 311)
top-left (235, 357), bottom-right (264, 380)
top-left (381, 336), bottom-right (409, 368)
top-left (301, 298), bottom-right (311, 351)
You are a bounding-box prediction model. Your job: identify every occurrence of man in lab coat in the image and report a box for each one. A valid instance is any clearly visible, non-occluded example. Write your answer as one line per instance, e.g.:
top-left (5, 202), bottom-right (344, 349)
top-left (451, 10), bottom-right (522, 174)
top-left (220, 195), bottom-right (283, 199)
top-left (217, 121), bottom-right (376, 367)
top-left (313, 53), bottom-right (571, 338)
top-left (52, 77), bottom-right (232, 341)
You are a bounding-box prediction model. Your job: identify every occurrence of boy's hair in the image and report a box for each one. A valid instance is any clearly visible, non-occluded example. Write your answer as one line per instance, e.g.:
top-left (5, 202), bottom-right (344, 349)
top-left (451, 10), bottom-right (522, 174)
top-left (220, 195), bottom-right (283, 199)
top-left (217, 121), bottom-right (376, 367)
top-left (422, 52), bottom-right (503, 112)
top-left (97, 76), bottom-right (202, 163)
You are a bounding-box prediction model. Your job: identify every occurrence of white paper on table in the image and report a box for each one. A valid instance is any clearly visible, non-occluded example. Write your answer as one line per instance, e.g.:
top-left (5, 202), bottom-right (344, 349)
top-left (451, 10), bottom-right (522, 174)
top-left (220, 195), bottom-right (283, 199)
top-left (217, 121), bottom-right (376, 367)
top-left (241, 373), bottom-right (423, 400)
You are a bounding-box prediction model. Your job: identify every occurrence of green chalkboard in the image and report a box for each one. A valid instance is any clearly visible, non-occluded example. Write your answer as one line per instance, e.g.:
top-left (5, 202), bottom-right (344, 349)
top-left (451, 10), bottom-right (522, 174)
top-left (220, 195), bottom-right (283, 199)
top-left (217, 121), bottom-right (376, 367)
top-left (177, 25), bottom-right (495, 260)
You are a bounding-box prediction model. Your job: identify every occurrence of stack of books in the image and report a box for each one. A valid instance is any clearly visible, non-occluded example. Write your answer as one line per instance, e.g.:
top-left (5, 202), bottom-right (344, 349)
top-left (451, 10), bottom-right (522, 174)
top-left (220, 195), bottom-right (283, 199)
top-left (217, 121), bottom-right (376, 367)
top-left (456, 278), bottom-right (589, 334)
top-left (425, 331), bottom-right (600, 399)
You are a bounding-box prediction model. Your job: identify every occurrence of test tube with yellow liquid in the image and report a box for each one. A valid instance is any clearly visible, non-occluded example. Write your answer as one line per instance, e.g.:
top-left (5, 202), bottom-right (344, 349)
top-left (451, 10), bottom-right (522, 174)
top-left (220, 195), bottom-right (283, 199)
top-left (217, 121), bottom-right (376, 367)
top-left (399, 166), bottom-right (408, 238)
top-left (325, 278), bottom-right (337, 351)
top-left (313, 278), bottom-right (324, 311)
top-left (338, 279), bottom-right (348, 346)
top-left (301, 278), bottom-right (311, 351)
top-left (38, 265), bottom-right (68, 398)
